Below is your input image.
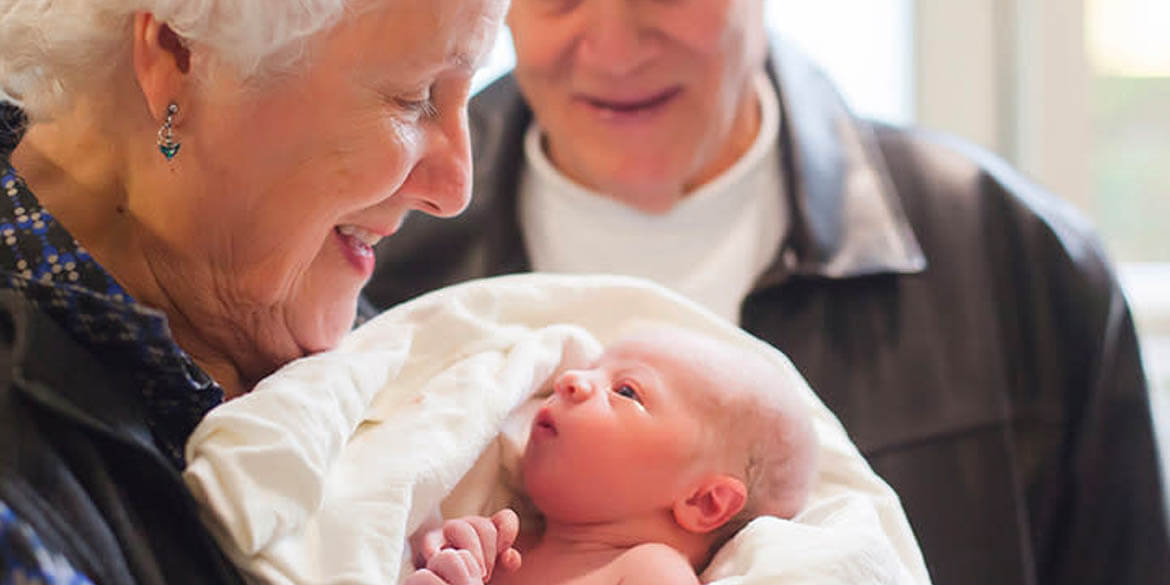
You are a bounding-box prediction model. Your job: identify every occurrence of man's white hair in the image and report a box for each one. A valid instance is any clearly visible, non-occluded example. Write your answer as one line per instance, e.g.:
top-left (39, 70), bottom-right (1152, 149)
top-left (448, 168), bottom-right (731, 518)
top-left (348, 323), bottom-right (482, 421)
top-left (0, 0), bottom-right (354, 119)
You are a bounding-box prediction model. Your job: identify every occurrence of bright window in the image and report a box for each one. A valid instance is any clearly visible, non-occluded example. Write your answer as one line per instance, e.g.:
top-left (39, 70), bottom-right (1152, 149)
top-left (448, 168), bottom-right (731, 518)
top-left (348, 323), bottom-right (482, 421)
top-left (765, 0), bottom-right (913, 124)
top-left (1085, 0), bottom-right (1170, 460)
top-left (1086, 0), bottom-right (1170, 263)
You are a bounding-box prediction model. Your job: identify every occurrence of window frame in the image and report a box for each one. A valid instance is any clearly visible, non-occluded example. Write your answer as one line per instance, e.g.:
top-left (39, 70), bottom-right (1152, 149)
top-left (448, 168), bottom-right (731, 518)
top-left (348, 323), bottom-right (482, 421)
top-left (914, 0), bottom-right (1170, 339)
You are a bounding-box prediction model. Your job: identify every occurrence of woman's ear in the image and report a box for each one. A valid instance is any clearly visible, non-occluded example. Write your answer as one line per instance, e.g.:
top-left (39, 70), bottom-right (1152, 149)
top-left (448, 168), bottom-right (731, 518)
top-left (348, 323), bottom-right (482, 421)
top-left (131, 12), bottom-right (192, 121)
top-left (671, 475), bottom-right (747, 534)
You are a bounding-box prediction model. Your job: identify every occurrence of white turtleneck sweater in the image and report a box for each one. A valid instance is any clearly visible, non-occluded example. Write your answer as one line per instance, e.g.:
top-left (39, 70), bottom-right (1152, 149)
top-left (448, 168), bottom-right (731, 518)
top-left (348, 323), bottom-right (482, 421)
top-left (519, 73), bottom-right (786, 323)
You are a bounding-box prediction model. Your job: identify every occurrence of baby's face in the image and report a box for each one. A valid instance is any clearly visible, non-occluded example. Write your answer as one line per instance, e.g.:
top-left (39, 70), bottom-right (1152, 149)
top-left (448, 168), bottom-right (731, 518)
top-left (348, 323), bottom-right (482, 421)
top-left (521, 330), bottom-right (728, 523)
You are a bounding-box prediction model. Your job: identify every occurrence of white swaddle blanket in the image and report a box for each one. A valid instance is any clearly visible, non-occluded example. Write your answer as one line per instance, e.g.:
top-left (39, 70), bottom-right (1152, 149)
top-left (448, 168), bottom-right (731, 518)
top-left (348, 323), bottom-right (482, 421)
top-left (183, 274), bottom-right (932, 585)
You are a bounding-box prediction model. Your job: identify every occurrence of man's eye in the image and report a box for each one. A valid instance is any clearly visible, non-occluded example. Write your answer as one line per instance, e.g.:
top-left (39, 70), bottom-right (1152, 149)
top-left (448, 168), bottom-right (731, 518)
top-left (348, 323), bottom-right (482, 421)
top-left (614, 383), bottom-right (641, 403)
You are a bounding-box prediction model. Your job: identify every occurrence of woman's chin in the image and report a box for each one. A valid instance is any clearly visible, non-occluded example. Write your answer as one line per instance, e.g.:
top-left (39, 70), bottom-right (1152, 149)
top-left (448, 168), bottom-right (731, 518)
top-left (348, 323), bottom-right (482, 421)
top-left (318, 299), bottom-right (362, 348)
top-left (303, 319), bottom-right (353, 356)
top-left (279, 298), bottom-right (359, 362)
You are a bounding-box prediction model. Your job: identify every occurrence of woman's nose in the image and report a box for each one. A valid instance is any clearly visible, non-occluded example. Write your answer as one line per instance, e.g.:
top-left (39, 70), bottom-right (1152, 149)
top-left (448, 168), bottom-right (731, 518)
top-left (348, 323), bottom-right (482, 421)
top-left (400, 108), bottom-right (473, 218)
top-left (555, 371), bottom-right (595, 403)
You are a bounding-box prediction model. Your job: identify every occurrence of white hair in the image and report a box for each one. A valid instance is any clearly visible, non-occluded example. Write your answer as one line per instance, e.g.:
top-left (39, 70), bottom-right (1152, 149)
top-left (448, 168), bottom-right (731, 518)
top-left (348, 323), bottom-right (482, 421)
top-left (0, 0), bottom-right (355, 120)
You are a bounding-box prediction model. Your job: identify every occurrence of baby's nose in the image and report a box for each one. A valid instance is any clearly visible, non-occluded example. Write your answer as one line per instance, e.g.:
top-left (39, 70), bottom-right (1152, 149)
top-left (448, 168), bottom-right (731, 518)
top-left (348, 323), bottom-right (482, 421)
top-left (554, 370), bottom-right (595, 403)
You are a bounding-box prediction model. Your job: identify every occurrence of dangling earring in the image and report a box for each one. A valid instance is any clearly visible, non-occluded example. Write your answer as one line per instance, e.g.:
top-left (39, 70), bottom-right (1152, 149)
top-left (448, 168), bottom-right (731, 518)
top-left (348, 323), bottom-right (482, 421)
top-left (157, 102), bottom-right (181, 160)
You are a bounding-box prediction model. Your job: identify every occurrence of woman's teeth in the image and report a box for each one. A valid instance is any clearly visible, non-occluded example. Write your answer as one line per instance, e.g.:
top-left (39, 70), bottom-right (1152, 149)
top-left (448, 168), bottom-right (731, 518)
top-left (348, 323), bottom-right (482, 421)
top-left (336, 225), bottom-right (381, 247)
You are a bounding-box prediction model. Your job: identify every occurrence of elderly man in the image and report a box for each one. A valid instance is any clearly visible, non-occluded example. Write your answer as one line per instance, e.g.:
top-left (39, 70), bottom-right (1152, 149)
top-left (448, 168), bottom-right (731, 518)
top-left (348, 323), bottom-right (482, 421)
top-left (365, 1), bottom-right (1170, 583)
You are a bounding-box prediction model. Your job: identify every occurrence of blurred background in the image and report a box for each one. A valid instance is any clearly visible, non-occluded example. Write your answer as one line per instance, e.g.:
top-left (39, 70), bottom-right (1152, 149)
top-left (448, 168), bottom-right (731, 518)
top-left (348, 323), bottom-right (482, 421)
top-left (473, 0), bottom-right (1169, 474)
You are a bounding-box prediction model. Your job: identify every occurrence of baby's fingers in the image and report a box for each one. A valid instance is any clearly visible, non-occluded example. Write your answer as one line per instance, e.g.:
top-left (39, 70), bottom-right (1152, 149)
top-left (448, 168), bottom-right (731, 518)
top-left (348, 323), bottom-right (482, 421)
top-left (442, 517), bottom-right (495, 578)
top-left (497, 547), bottom-right (522, 574)
top-left (403, 569), bottom-right (446, 585)
top-left (423, 549), bottom-right (484, 585)
top-left (489, 509), bottom-right (522, 577)
top-left (417, 528), bottom-right (446, 567)
top-left (490, 509), bottom-right (519, 554)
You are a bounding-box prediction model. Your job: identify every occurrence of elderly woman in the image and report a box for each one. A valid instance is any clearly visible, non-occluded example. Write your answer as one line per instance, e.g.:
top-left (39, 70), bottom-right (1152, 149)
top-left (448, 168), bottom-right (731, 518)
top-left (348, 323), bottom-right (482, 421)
top-left (364, 1), bottom-right (1170, 584)
top-left (0, 0), bottom-right (505, 582)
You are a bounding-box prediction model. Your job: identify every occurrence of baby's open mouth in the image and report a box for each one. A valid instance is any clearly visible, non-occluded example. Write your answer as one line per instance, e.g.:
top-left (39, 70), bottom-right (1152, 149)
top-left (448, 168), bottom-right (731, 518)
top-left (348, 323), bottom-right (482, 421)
top-left (534, 409), bottom-right (557, 436)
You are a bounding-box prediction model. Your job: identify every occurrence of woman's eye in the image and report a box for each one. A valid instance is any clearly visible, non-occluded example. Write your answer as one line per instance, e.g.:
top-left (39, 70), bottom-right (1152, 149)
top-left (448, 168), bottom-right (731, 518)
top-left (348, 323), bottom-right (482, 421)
top-left (614, 383), bottom-right (641, 402)
top-left (393, 87), bottom-right (438, 120)
top-left (398, 97), bottom-right (438, 119)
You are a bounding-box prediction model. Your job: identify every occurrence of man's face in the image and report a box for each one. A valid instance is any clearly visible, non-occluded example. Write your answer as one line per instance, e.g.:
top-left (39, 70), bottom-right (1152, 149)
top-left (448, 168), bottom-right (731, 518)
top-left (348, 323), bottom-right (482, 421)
top-left (507, 0), bottom-right (769, 214)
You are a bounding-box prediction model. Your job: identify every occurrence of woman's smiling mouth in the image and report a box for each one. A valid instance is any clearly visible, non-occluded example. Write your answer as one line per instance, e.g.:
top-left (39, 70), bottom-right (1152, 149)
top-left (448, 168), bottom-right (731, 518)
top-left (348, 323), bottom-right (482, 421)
top-left (335, 224), bottom-right (383, 274)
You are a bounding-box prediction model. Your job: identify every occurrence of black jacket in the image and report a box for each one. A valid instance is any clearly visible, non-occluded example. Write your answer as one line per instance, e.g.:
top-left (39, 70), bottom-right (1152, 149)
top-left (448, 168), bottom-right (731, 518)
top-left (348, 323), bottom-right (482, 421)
top-left (366, 44), bottom-right (1170, 584)
top-left (0, 290), bottom-right (247, 585)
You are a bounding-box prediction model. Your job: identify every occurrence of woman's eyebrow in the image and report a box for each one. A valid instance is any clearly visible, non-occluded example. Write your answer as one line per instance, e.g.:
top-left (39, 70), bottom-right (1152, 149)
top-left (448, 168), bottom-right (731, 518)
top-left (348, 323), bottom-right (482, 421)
top-left (448, 51), bottom-right (476, 71)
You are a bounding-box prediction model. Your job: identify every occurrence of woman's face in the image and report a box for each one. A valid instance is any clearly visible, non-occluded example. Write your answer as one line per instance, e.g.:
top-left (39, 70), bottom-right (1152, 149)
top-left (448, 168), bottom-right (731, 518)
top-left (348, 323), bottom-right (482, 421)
top-left (149, 0), bottom-right (507, 388)
top-left (507, 0), bottom-right (768, 213)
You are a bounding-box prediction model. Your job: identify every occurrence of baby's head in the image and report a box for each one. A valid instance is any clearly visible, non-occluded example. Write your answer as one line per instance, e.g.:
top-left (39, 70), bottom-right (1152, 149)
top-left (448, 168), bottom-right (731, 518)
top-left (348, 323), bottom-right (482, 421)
top-left (522, 324), bottom-right (818, 554)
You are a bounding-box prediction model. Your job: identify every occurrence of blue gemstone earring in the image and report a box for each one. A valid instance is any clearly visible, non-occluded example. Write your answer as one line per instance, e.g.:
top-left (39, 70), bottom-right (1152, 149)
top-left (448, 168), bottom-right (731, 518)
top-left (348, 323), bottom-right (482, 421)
top-left (157, 103), bottom-right (181, 160)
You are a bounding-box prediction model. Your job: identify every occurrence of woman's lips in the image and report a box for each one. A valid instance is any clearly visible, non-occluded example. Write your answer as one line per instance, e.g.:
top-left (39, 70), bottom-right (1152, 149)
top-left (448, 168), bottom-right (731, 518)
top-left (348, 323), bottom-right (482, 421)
top-left (334, 225), bottom-right (379, 275)
top-left (576, 87), bottom-right (683, 121)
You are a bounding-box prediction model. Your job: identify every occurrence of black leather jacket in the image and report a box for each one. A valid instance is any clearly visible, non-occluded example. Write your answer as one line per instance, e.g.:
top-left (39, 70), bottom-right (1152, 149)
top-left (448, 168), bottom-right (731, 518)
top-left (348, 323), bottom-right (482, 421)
top-left (366, 43), bottom-right (1170, 584)
top-left (0, 291), bottom-right (247, 585)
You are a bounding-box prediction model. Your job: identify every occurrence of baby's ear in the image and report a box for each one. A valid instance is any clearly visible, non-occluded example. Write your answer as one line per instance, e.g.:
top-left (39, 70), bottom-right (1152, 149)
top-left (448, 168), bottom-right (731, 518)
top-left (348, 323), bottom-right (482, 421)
top-left (671, 475), bottom-right (747, 534)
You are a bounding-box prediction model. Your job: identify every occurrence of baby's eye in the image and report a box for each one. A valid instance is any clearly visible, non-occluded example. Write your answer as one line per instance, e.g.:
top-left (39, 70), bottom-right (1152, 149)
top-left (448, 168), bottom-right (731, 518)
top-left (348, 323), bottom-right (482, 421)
top-left (614, 383), bottom-right (641, 403)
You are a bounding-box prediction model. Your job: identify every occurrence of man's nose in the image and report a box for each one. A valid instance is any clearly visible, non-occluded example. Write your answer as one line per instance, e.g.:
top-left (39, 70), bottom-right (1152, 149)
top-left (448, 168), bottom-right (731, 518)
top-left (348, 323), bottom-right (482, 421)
top-left (577, 1), bottom-right (655, 76)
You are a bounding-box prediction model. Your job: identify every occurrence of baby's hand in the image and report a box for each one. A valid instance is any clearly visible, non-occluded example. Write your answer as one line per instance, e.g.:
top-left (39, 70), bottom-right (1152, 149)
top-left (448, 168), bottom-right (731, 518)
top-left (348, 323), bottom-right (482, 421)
top-left (404, 549), bottom-right (486, 585)
top-left (413, 509), bottom-right (522, 581)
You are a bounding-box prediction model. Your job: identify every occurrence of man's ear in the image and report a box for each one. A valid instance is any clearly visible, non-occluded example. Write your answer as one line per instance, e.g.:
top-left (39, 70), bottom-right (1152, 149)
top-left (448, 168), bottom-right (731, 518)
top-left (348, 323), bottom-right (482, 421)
top-left (671, 475), bottom-right (747, 534)
top-left (131, 12), bottom-right (192, 121)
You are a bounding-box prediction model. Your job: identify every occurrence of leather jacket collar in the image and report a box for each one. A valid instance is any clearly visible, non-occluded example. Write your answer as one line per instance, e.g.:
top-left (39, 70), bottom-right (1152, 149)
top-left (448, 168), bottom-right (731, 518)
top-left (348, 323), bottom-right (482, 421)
top-left (762, 39), bottom-right (925, 284)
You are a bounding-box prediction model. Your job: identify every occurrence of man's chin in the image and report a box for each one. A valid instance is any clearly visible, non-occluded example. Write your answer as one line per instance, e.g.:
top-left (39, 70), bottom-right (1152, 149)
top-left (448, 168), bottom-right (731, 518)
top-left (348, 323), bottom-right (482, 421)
top-left (601, 181), bottom-right (686, 215)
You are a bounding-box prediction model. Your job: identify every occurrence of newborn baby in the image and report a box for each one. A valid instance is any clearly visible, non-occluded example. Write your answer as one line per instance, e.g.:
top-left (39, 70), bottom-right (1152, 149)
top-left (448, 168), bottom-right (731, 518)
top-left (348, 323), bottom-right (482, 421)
top-left (407, 325), bottom-right (819, 585)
